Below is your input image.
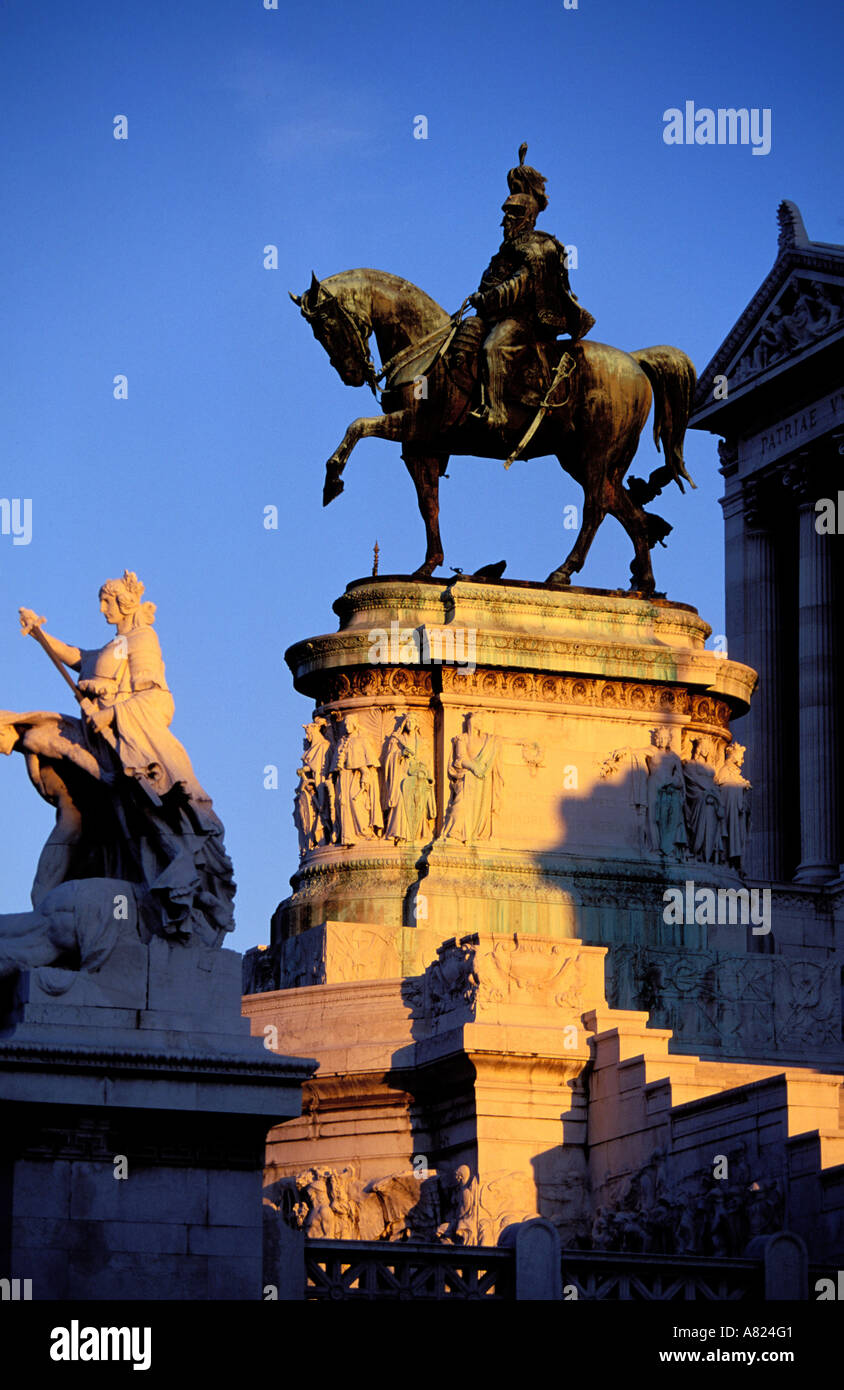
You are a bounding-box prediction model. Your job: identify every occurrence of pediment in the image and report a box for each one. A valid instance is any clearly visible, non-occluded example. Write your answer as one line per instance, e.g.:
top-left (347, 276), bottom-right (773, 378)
top-left (692, 203), bottom-right (844, 420)
top-left (725, 275), bottom-right (844, 388)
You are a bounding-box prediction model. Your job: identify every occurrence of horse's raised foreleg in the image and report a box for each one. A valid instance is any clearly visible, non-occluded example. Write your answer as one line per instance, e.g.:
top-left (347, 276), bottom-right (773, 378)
top-left (323, 409), bottom-right (414, 505)
top-left (402, 450), bottom-right (446, 576)
top-left (546, 484), bottom-right (606, 587)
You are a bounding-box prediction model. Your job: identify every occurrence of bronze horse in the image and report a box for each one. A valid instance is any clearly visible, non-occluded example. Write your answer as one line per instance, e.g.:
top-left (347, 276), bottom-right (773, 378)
top-left (291, 268), bottom-right (696, 596)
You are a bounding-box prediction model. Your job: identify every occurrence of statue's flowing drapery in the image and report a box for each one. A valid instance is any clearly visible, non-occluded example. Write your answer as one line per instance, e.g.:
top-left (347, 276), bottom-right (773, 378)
top-left (77, 625), bottom-right (236, 944)
top-left (2, 624), bottom-right (235, 950)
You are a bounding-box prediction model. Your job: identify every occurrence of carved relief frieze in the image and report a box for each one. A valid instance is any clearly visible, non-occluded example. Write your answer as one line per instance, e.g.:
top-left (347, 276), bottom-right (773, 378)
top-left (592, 1145), bottom-right (784, 1257)
top-left (731, 277), bottom-right (844, 388)
top-left (608, 946), bottom-right (840, 1051)
top-left (267, 1162), bottom-right (536, 1246)
top-left (476, 936), bottom-right (584, 1010)
top-left (408, 932), bottom-right (594, 1019)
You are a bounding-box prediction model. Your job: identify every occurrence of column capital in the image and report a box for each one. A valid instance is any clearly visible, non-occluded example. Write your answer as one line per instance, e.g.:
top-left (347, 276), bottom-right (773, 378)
top-left (743, 475), bottom-right (776, 531)
top-left (779, 446), bottom-right (839, 503)
top-left (717, 436), bottom-right (739, 477)
top-left (781, 450), bottom-right (815, 501)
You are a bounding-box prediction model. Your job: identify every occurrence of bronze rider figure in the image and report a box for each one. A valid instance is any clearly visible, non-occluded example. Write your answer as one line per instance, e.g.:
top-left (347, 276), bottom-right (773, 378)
top-left (468, 145), bottom-right (595, 430)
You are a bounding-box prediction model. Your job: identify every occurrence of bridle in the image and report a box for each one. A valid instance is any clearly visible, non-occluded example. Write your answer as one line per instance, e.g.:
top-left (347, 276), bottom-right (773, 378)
top-left (302, 291), bottom-right (381, 397)
top-left (302, 283), bottom-right (471, 399)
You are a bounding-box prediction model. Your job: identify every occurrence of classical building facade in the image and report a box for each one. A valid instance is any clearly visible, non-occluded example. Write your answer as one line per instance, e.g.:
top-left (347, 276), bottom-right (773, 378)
top-left (690, 202), bottom-right (844, 886)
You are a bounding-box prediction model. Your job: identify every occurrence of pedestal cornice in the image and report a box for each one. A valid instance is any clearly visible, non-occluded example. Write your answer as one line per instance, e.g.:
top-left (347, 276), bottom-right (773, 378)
top-left (286, 578), bottom-right (757, 715)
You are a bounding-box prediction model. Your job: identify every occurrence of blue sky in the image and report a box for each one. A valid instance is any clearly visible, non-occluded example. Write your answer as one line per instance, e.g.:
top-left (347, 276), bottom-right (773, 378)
top-left (1, 0), bottom-right (841, 949)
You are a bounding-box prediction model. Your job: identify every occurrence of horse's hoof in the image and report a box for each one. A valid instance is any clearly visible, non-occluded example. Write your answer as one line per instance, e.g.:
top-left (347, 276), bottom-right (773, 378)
top-left (322, 466), bottom-right (345, 506)
top-left (413, 557), bottom-right (442, 578)
top-left (546, 569), bottom-right (572, 588)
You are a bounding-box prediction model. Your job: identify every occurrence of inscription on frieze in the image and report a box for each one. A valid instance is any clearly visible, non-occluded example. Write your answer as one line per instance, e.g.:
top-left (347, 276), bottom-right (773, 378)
top-left (737, 387), bottom-right (844, 471)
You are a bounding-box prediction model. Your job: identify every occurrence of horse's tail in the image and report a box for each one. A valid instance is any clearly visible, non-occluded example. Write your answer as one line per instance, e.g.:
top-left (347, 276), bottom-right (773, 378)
top-left (628, 346), bottom-right (697, 502)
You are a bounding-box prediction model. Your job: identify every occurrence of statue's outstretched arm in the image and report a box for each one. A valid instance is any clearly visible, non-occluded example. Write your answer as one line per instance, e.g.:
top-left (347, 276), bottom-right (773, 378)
top-left (18, 608), bottom-right (81, 670)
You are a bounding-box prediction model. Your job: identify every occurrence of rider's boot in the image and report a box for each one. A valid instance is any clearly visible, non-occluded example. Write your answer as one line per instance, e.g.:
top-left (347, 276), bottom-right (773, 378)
top-left (485, 349), bottom-right (509, 428)
top-left (471, 349), bottom-right (509, 429)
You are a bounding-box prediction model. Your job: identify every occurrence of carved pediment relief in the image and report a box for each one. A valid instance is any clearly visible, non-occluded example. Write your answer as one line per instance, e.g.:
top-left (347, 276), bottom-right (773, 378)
top-left (730, 277), bottom-right (844, 388)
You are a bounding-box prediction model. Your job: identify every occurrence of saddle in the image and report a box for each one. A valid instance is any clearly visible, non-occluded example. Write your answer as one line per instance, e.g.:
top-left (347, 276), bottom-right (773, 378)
top-left (448, 320), bottom-right (577, 416)
top-left (386, 316), bottom-right (576, 417)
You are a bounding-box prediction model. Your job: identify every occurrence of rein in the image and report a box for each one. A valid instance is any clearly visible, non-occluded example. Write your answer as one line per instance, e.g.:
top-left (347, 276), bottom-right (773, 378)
top-left (305, 283), bottom-right (471, 398)
top-left (373, 299), bottom-right (472, 392)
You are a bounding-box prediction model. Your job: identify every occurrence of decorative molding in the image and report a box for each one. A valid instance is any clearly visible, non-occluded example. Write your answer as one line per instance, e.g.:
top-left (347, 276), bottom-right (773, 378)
top-left (284, 851), bottom-right (695, 912)
top-left (331, 579), bottom-right (702, 625)
top-left (0, 1039), bottom-right (313, 1079)
top-left (308, 666), bottom-right (738, 724)
top-left (318, 667), bottom-right (434, 702)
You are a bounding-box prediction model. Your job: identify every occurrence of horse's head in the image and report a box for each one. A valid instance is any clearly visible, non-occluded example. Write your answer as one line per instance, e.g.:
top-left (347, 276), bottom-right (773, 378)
top-left (290, 272), bottom-right (376, 391)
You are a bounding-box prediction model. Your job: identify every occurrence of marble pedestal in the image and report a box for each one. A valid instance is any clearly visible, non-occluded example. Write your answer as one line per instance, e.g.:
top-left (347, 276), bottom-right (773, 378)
top-left (268, 576), bottom-right (826, 1061)
top-left (0, 937), bottom-right (315, 1300)
top-left (243, 578), bottom-right (844, 1260)
top-left (279, 577), bottom-right (755, 945)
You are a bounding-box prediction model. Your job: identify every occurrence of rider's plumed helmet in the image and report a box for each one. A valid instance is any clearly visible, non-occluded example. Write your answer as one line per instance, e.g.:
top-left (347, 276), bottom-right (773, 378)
top-left (505, 143), bottom-right (548, 216)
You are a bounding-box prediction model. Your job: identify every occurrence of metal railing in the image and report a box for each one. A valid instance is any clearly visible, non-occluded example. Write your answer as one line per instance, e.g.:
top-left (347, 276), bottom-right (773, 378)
top-left (305, 1238), bottom-right (514, 1300)
top-left (560, 1249), bottom-right (763, 1300)
top-left (304, 1237), bottom-right (769, 1301)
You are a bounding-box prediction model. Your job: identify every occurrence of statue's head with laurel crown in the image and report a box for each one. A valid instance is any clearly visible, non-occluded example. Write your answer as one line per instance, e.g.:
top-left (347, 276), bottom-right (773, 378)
top-left (98, 570), bottom-right (157, 630)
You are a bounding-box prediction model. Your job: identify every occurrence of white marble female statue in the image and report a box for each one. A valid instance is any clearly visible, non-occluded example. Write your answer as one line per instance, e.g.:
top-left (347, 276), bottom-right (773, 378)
top-left (293, 719), bottom-right (335, 856)
top-left (600, 739), bottom-right (654, 854)
top-left (602, 727), bottom-right (687, 861)
top-left (683, 738), bottom-right (725, 864)
top-left (293, 767), bottom-right (315, 858)
top-left (441, 712), bottom-right (502, 843)
top-left (714, 742), bottom-right (751, 870)
top-left (10, 571), bottom-right (235, 947)
top-left (382, 713), bottom-right (436, 843)
top-left (647, 728), bottom-right (689, 861)
top-left (330, 715), bottom-right (383, 847)
top-left (301, 718), bottom-right (334, 845)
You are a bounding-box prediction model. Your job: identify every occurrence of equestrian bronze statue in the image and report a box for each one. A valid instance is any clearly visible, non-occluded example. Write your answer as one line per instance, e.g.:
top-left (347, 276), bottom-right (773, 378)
top-left (290, 146), bottom-right (696, 597)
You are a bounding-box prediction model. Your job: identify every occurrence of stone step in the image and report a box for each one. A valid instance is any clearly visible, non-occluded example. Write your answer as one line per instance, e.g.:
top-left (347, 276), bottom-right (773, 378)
top-left (788, 1128), bottom-right (844, 1174)
top-left (818, 1133), bottom-right (844, 1168)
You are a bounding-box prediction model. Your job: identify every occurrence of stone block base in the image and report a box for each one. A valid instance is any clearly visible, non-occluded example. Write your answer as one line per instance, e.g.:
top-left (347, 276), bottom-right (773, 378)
top-left (0, 938), bottom-right (315, 1299)
top-left (243, 919), bottom-right (844, 1261)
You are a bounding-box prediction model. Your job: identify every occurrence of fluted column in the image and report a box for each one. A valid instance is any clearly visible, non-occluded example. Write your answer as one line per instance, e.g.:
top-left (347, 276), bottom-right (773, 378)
top-left (742, 476), bottom-right (786, 879)
top-left (787, 457), bottom-right (840, 883)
